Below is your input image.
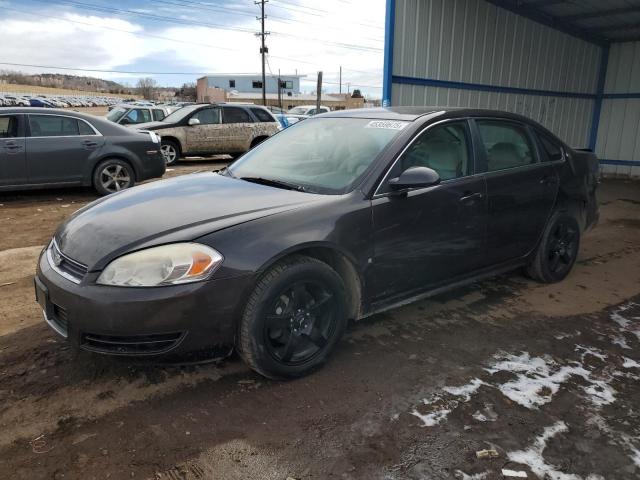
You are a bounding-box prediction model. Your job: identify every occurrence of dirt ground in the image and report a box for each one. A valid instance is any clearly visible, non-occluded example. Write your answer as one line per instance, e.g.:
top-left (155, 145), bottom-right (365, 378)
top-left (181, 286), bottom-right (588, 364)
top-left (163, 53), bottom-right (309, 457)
top-left (0, 172), bottom-right (639, 480)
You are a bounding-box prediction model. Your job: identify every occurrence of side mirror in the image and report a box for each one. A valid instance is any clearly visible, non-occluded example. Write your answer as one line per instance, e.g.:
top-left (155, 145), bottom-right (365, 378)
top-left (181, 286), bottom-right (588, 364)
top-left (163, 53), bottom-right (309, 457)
top-left (120, 118), bottom-right (131, 125)
top-left (388, 166), bottom-right (440, 191)
top-left (188, 118), bottom-right (201, 126)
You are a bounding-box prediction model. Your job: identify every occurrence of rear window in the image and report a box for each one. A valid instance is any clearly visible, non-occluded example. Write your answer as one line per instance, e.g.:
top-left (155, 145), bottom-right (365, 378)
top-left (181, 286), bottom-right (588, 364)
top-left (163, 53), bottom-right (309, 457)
top-left (78, 120), bottom-right (96, 135)
top-left (152, 109), bottom-right (166, 121)
top-left (0, 116), bottom-right (18, 138)
top-left (477, 120), bottom-right (535, 171)
top-left (537, 131), bottom-right (564, 162)
top-left (29, 115), bottom-right (79, 136)
top-left (250, 108), bottom-right (275, 123)
top-left (222, 107), bottom-right (252, 124)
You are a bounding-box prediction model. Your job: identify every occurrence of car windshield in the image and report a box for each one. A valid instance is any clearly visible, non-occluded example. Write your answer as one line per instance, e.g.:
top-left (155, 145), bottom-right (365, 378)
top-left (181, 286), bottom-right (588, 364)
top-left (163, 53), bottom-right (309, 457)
top-left (161, 105), bottom-right (200, 123)
top-left (107, 107), bottom-right (126, 122)
top-left (227, 117), bottom-right (408, 194)
top-left (288, 107), bottom-right (309, 115)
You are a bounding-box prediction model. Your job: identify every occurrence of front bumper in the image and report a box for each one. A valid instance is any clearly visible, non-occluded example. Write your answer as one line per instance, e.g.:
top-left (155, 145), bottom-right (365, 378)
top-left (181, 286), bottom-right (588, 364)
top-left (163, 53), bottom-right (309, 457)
top-left (36, 249), bottom-right (252, 357)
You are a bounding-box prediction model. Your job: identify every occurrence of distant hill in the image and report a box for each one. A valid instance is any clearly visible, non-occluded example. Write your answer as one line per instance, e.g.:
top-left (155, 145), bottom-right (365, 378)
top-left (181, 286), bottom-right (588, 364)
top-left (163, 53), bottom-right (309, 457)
top-left (0, 71), bottom-right (132, 94)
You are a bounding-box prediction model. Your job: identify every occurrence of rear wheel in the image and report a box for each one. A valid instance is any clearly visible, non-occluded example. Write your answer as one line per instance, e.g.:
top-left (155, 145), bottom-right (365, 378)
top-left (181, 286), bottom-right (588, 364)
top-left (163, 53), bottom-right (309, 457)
top-left (526, 211), bottom-right (580, 283)
top-left (238, 256), bottom-right (348, 379)
top-left (92, 159), bottom-right (135, 196)
top-left (160, 139), bottom-right (180, 166)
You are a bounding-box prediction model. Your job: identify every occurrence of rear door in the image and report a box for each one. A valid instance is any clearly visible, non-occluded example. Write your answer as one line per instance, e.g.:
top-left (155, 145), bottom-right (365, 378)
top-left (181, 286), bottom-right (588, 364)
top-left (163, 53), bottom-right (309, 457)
top-left (221, 106), bottom-right (254, 153)
top-left (473, 119), bottom-right (558, 264)
top-left (0, 114), bottom-right (27, 186)
top-left (26, 114), bottom-right (105, 184)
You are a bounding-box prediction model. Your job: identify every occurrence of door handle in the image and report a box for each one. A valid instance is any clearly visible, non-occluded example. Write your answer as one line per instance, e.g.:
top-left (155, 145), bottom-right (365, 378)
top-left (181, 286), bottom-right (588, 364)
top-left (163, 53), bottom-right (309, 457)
top-left (459, 192), bottom-right (483, 204)
top-left (539, 175), bottom-right (557, 185)
top-left (82, 140), bottom-right (98, 148)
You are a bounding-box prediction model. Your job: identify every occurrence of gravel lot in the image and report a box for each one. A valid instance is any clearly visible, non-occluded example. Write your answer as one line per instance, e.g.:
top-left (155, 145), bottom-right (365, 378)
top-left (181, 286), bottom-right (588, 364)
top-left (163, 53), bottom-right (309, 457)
top-left (0, 170), bottom-right (639, 480)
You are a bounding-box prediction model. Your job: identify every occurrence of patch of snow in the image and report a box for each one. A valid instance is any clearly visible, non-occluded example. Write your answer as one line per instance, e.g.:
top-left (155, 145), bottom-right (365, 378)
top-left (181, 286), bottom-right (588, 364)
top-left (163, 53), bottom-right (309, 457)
top-left (575, 345), bottom-right (607, 362)
top-left (611, 335), bottom-right (631, 349)
top-left (508, 421), bottom-right (586, 480)
top-left (454, 470), bottom-right (488, 480)
top-left (501, 469), bottom-right (528, 478)
top-left (410, 408), bottom-right (450, 427)
top-left (442, 378), bottom-right (488, 401)
top-left (472, 411), bottom-right (488, 422)
top-left (622, 357), bottom-right (640, 369)
top-left (486, 352), bottom-right (615, 409)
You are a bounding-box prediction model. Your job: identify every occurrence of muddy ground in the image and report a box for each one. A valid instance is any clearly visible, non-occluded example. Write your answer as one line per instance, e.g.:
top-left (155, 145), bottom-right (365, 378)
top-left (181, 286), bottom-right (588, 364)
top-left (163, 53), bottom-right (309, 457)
top-left (0, 171), bottom-right (639, 480)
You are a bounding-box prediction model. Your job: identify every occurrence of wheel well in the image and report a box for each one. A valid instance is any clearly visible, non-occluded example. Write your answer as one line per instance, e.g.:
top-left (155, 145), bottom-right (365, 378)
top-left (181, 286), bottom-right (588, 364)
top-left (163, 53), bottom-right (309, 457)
top-left (285, 247), bottom-right (362, 321)
top-left (161, 136), bottom-right (182, 153)
top-left (552, 191), bottom-right (587, 231)
top-left (93, 156), bottom-right (137, 182)
top-left (250, 136), bottom-right (268, 148)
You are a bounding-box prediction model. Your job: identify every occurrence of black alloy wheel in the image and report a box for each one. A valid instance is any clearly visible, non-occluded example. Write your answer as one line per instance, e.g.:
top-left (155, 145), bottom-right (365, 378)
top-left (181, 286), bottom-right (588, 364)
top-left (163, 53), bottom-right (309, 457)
top-left (526, 211), bottom-right (581, 283)
top-left (238, 256), bottom-right (348, 379)
top-left (264, 281), bottom-right (337, 365)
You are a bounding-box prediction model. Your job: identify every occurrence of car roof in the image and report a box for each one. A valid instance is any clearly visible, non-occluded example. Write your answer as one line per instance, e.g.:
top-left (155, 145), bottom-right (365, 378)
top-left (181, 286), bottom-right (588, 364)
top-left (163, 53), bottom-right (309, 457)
top-left (0, 107), bottom-right (144, 136)
top-left (322, 106), bottom-right (542, 124)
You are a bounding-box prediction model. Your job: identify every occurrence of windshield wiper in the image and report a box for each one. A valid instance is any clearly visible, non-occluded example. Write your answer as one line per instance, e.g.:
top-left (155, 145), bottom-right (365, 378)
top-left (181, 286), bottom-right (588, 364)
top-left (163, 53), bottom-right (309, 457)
top-left (239, 176), bottom-right (305, 192)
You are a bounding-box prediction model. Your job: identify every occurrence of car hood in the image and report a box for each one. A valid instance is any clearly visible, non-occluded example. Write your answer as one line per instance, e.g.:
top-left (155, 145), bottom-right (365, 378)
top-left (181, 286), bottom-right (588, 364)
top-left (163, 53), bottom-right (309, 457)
top-left (55, 172), bottom-right (324, 270)
top-left (132, 121), bottom-right (177, 130)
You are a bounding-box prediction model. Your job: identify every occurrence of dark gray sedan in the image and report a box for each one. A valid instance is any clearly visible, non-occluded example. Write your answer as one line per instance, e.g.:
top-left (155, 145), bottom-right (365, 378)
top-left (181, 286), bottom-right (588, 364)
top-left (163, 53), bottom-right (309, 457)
top-left (0, 108), bottom-right (165, 195)
top-left (36, 107), bottom-right (599, 380)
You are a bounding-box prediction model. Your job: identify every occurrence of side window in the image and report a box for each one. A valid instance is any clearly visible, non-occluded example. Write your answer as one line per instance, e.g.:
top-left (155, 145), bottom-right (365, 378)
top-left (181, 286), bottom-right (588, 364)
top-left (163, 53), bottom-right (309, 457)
top-left (250, 108), bottom-right (275, 123)
top-left (397, 121), bottom-right (471, 181)
top-left (0, 116), bottom-right (18, 138)
top-left (222, 107), bottom-right (252, 124)
top-left (477, 121), bottom-right (535, 171)
top-left (124, 109), bottom-right (152, 124)
top-left (537, 131), bottom-right (564, 162)
top-left (152, 109), bottom-right (166, 121)
top-left (252, 81), bottom-right (263, 89)
top-left (78, 120), bottom-right (96, 135)
top-left (308, 109), bottom-right (318, 115)
top-left (29, 115), bottom-right (79, 136)
top-left (191, 108), bottom-right (220, 125)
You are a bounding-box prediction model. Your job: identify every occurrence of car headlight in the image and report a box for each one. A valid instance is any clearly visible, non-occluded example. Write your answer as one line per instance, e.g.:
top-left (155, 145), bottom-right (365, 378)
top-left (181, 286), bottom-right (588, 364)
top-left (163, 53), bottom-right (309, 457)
top-left (97, 243), bottom-right (223, 287)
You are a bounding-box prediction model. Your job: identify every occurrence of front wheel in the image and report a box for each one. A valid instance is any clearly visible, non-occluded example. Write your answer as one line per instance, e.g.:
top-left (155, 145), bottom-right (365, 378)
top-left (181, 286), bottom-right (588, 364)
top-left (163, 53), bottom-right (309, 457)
top-left (526, 211), bottom-right (581, 283)
top-left (160, 140), bottom-right (180, 166)
top-left (93, 159), bottom-right (135, 196)
top-left (238, 256), bottom-right (348, 379)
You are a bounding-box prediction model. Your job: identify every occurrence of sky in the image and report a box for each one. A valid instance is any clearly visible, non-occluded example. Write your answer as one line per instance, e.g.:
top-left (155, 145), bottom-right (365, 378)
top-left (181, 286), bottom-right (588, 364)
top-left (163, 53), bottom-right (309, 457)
top-left (0, 0), bottom-right (385, 97)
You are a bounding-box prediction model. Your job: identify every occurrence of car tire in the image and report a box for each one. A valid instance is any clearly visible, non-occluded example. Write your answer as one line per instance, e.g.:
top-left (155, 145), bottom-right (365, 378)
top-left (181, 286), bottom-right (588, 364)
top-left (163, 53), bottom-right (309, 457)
top-left (238, 255), bottom-right (348, 380)
top-left (525, 211), bottom-right (581, 283)
top-left (92, 159), bottom-right (135, 196)
top-left (161, 139), bottom-right (180, 166)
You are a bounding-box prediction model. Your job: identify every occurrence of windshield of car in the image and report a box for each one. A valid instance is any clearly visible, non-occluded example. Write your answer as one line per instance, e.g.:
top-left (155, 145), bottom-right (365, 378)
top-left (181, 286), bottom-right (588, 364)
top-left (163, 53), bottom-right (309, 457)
top-left (161, 105), bottom-right (201, 123)
top-left (227, 118), bottom-right (408, 194)
top-left (107, 107), bottom-right (126, 122)
top-left (288, 107), bottom-right (310, 115)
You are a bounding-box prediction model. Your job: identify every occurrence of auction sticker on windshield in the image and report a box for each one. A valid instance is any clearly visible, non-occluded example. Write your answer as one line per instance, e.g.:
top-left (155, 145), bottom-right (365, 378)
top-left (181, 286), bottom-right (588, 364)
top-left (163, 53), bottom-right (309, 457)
top-left (365, 120), bottom-right (408, 130)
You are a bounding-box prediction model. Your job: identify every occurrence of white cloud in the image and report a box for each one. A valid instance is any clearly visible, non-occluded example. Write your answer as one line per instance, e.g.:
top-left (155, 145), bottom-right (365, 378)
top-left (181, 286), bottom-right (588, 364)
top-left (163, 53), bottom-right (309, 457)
top-left (0, 0), bottom-right (385, 96)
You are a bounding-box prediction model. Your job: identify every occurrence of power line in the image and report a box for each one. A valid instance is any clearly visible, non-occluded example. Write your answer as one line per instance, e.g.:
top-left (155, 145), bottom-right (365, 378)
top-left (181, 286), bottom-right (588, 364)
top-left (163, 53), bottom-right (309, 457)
top-left (23, 0), bottom-right (382, 52)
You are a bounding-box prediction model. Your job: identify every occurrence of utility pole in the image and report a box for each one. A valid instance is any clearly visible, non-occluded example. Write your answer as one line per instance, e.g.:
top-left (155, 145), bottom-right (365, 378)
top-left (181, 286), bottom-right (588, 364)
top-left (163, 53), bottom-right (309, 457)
top-left (339, 66), bottom-right (342, 94)
top-left (255, 0), bottom-right (269, 106)
top-left (316, 71), bottom-right (323, 112)
top-left (278, 68), bottom-right (282, 110)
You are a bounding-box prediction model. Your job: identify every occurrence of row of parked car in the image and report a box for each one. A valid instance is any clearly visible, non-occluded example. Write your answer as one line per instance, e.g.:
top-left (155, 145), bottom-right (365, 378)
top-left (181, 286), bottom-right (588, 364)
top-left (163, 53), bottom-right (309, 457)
top-left (0, 103), bottom-right (282, 194)
top-left (0, 93), bottom-right (123, 108)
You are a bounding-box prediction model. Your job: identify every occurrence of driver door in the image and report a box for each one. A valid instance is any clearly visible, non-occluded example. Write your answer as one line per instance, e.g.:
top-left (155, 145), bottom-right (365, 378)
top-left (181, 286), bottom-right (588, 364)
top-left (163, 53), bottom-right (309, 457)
top-left (185, 107), bottom-right (222, 154)
top-left (370, 120), bottom-right (488, 304)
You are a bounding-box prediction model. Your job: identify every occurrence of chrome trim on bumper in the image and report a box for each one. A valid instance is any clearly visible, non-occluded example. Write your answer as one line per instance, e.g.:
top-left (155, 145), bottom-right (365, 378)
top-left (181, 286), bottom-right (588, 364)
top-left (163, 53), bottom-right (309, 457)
top-left (42, 309), bottom-right (68, 339)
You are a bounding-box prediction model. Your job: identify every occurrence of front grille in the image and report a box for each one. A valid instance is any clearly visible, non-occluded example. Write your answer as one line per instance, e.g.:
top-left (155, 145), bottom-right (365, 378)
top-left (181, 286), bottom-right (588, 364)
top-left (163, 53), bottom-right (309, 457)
top-left (81, 332), bottom-right (184, 355)
top-left (49, 241), bottom-right (88, 283)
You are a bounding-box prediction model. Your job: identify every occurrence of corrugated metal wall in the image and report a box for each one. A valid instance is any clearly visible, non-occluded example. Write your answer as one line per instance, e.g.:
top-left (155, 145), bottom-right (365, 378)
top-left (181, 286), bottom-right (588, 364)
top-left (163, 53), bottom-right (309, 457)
top-left (390, 0), bottom-right (603, 148)
top-left (596, 41), bottom-right (640, 177)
